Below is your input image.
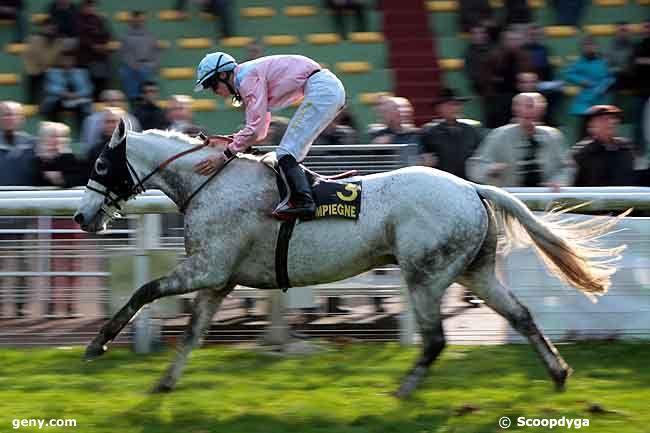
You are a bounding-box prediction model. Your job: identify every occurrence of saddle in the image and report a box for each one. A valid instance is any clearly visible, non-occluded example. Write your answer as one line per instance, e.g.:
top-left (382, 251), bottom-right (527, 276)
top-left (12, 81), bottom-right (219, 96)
top-left (258, 152), bottom-right (364, 291)
top-left (260, 152), bottom-right (363, 220)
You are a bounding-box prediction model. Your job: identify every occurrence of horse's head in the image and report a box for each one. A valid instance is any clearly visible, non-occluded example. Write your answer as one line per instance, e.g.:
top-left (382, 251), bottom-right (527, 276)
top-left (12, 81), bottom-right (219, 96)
top-left (74, 117), bottom-right (136, 232)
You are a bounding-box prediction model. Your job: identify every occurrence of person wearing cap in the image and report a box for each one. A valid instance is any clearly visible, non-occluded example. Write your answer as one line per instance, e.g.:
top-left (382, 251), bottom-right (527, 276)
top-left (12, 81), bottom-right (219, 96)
top-left (467, 92), bottom-right (572, 188)
top-left (192, 52), bottom-right (346, 220)
top-left (419, 88), bottom-right (482, 181)
top-left (572, 105), bottom-right (640, 186)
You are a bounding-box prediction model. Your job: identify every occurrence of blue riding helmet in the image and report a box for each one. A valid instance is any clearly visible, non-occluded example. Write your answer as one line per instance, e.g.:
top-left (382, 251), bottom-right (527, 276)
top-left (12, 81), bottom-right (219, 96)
top-left (193, 52), bottom-right (238, 92)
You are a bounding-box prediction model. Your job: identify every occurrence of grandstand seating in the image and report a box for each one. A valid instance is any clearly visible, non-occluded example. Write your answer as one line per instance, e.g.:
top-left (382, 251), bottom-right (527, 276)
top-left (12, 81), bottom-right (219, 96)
top-left (0, 0), bottom-right (647, 144)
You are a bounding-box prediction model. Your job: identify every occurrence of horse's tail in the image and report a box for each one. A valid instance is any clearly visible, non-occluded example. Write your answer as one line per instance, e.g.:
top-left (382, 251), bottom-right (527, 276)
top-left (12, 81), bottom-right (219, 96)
top-left (473, 183), bottom-right (628, 302)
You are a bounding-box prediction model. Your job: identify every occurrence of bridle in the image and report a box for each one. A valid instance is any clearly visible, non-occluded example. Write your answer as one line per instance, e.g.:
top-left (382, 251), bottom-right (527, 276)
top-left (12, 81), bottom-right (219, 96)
top-left (86, 132), bottom-right (236, 219)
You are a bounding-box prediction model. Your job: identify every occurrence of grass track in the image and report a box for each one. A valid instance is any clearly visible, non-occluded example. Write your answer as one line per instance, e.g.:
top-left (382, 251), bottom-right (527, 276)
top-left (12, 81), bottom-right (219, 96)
top-left (1, 342), bottom-right (649, 433)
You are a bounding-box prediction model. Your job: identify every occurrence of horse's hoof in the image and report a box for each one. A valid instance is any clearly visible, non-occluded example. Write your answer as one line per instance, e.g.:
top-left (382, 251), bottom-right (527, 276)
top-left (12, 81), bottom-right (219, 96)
top-left (84, 342), bottom-right (107, 361)
top-left (150, 380), bottom-right (174, 394)
top-left (393, 368), bottom-right (426, 399)
top-left (553, 366), bottom-right (573, 392)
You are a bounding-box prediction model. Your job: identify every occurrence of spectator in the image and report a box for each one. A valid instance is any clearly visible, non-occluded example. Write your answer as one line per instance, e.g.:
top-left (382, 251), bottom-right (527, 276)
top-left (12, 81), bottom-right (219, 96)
top-left (36, 122), bottom-right (86, 318)
top-left (166, 94), bottom-right (206, 136)
top-left (419, 88), bottom-right (481, 180)
top-left (516, 71), bottom-right (563, 126)
top-left (75, 0), bottom-right (112, 100)
top-left (631, 20), bottom-right (650, 153)
top-left (504, 0), bottom-right (531, 26)
top-left (324, 0), bottom-right (367, 40)
top-left (80, 89), bottom-right (140, 156)
top-left (464, 25), bottom-right (491, 122)
top-left (369, 96), bottom-right (420, 144)
top-left (47, 0), bottom-right (79, 39)
top-left (37, 121), bottom-right (89, 188)
top-left (552, 0), bottom-right (586, 26)
top-left (119, 10), bottom-right (160, 103)
top-left (23, 17), bottom-right (66, 105)
top-left (606, 22), bottom-right (635, 91)
top-left (458, 0), bottom-right (493, 33)
top-left (0, 101), bottom-right (39, 186)
top-left (522, 24), bottom-right (553, 82)
top-left (572, 105), bottom-right (639, 186)
top-left (467, 92), bottom-right (572, 187)
top-left (563, 36), bottom-right (614, 122)
top-left (41, 51), bottom-right (93, 132)
top-left (314, 109), bottom-right (359, 146)
top-left (484, 28), bottom-right (532, 128)
top-left (133, 81), bottom-right (168, 131)
top-left (0, 101), bottom-right (38, 318)
top-left (174, 0), bottom-right (234, 39)
top-left (246, 39), bottom-right (264, 61)
top-left (86, 106), bottom-right (124, 164)
top-left (0, 0), bottom-right (26, 42)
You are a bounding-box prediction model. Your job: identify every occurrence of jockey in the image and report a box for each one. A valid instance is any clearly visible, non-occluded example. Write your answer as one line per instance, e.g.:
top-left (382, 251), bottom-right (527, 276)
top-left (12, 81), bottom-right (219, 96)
top-left (193, 51), bottom-right (346, 220)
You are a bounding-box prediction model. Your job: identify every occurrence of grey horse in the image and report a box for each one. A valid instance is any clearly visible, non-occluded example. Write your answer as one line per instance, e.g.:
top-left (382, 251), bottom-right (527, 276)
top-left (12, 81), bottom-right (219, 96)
top-left (74, 119), bottom-right (625, 397)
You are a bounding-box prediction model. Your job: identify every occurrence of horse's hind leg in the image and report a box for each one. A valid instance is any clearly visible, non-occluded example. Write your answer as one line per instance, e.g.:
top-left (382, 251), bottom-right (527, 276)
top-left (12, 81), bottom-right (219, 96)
top-left (457, 215), bottom-right (572, 390)
top-left (393, 280), bottom-right (446, 399)
top-left (152, 286), bottom-right (233, 393)
top-left (394, 244), bottom-right (482, 398)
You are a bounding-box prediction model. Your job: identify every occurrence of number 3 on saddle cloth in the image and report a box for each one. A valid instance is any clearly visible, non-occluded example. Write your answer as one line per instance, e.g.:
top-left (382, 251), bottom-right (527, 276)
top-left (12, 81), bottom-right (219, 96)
top-left (260, 152), bottom-right (363, 290)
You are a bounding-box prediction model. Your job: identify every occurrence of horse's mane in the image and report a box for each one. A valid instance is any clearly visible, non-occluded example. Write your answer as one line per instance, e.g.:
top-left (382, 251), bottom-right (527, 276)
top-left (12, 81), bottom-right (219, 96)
top-left (138, 129), bottom-right (268, 164)
top-left (142, 129), bottom-right (204, 146)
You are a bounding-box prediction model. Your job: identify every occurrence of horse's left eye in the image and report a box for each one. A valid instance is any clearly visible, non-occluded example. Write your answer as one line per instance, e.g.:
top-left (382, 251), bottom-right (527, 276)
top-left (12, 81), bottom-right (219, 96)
top-left (95, 159), bottom-right (109, 176)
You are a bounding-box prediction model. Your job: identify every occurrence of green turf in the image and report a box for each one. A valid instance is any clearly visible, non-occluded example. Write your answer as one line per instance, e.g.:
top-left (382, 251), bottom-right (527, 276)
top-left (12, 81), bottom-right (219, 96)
top-left (1, 342), bottom-right (649, 433)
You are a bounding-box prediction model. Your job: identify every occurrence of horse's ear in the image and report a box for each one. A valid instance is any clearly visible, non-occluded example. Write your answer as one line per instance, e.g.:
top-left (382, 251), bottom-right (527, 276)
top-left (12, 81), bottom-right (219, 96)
top-left (109, 117), bottom-right (131, 148)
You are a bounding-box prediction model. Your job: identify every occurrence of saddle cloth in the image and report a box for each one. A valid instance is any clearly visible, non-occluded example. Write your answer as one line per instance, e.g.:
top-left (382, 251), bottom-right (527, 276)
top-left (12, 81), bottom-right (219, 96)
top-left (261, 152), bottom-right (362, 220)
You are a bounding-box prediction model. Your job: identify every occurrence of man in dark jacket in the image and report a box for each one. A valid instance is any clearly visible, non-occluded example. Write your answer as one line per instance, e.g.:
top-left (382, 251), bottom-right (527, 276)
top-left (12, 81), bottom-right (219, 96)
top-left (419, 88), bottom-right (482, 181)
top-left (0, 101), bottom-right (39, 186)
top-left (0, 101), bottom-right (38, 318)
top-left (572, 105), bottom-right (639, 186)
top-left (133, 81), bottom-right (168, 131)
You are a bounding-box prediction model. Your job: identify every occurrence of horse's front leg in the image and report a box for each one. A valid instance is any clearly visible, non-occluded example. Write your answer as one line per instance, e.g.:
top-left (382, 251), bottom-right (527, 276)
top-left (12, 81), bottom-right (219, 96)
top-left (84, 253), bottom-right (231, 361)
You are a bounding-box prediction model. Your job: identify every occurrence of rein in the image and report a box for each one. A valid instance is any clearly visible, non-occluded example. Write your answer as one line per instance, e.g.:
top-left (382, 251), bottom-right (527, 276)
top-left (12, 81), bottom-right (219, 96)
top-left (91, 133), bottom-right (234, 216)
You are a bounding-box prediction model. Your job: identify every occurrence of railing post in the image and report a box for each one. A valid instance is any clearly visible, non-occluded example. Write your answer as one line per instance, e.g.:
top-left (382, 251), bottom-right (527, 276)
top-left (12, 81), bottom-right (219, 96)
top-left (132, 214), bottom-right (160, 353)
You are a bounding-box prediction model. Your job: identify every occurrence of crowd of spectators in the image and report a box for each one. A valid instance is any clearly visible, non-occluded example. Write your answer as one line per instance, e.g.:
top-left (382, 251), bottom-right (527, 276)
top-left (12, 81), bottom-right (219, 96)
top-left (1, 1), bottom-right (649, 318)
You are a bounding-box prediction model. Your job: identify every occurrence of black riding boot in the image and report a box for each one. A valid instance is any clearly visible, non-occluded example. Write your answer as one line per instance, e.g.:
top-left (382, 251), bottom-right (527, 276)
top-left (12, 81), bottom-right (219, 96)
top-left (274, 155), bottom-right (316, 220)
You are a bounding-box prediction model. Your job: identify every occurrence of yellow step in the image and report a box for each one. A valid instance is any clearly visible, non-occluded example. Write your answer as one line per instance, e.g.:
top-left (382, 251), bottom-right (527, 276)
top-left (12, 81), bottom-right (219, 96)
top-left (335, 61), bottom-right (372, 74)
top-left (544, 26), bottom-right (578, 37)
top-left (359, 92), bottom-right (394, 104)
top-left (220, 36), bottom-right (255, 48)
top-left (439, 58), bottom-right (464, 71)
top-left (114, 11), bottom-right (131, 22)
top-left (0, 74), bottom-right (19, 85)
top-left (564, 86), bottom-right (580, 96)
top-left (263, 35), bottom-right (299, 46)
top-left (24, 105), bottom-right (38, 117)
top-left (585, 24), bottom-right (616, 36)
top-left (240, 7), bottom-right (276, 18)
top-left (158, 10), bottom-right (187, 21)
top-left (349, 32), bottom-right (384, 43)
top-left (594, 0), bottom-right (626, 5)
top-left (284, 6), bottom-right (318, 16)
top-left (5, 43), bottom-right (27, 54)
top-left (306, 33), bottom-right (341, 45)
top-left (178, 38), bottom-right (213, 49)
top-left (162, 67), bottom-right (195, 80)
top-left (426, 1), bottom-right (458, 12)
top-left (30, 13), bottom-right (48, 24)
